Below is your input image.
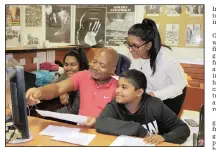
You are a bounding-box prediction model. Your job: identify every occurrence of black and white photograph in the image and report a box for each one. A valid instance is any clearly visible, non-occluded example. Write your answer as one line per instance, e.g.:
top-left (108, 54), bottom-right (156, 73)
top-left (105, 5), bottom-right (134, 46)
top-left (45, 5), bottom-right (71, 43)
top-left (6, 26), bottom-right (21, 47)
top-left (25, 5), bottom-right (42, 27)
top-left (165, 5), bottom-right (182, 16)
top-left (75, 5), bottom-right (106, 47)
top-left (6, 5), bottom-right (20, 26)
top-left (186, 24), bottom-right (201, 46)
top-left (145, 5), bottom-right (162, 16)
top-left (165, 24), bottom-right (179, 45)
top-left (186, 5), bottom-right (204, 16)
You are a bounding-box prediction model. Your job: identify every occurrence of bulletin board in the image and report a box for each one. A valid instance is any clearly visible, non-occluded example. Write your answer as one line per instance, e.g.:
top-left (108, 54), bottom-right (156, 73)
top-left (144, 5), bottom-right (204, 48)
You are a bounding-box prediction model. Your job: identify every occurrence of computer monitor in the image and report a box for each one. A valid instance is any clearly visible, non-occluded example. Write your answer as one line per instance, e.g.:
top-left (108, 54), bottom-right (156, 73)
top-left (6, 55), bottom-right (32, 143)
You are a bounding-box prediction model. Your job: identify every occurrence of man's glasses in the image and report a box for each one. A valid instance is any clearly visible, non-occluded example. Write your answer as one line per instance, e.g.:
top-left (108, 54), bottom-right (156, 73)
top-left (124, 41), bottom-right (147, 51)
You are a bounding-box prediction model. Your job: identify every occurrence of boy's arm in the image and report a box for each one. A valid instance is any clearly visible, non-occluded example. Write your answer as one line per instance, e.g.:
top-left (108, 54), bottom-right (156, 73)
top-left (96, 102), bottom-right (148, 137)
top-left (158, 102), bottom-right (190, 144)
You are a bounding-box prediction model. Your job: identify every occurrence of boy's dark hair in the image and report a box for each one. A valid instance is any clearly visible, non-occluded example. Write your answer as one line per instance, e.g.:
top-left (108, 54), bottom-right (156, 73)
top-left (63, 48), bottom-right (89, 71)
top-left (119, 69), bottom-right (147, 93)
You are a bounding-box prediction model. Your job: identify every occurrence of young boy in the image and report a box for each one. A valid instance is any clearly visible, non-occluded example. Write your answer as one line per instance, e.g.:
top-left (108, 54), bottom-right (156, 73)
top-left (95, 69), bottom-right (190, 145)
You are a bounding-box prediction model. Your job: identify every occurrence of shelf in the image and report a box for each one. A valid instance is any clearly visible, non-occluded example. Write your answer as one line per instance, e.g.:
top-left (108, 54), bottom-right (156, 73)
top-left (6, 45), bottom-right (91, 52)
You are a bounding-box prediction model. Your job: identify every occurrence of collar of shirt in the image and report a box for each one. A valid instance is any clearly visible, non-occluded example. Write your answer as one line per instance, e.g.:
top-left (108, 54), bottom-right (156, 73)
top-left (87, 71), bottom-right (117, 88)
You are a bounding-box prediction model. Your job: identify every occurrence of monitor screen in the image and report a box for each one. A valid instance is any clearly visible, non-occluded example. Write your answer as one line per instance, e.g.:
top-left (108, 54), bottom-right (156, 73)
top-left (6, 55), bottom-right (30, 142)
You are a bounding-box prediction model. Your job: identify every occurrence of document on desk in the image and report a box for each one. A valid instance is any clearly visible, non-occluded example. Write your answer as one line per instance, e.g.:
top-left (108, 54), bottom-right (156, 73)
top-left (39, 125), bottom-right (80, 137)
top-left (36, 109), bottom-right (88, 124)
top-left (110, 135), bottom-right (155, 146)
top-left (51, 132), bottom-right (96, 146)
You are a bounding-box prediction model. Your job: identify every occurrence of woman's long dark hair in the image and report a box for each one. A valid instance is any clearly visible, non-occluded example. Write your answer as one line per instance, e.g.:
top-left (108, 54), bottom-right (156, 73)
top-left (128, 18), bottom-right (171, 75)
top-left (63, 48), bottom-right (89, 71)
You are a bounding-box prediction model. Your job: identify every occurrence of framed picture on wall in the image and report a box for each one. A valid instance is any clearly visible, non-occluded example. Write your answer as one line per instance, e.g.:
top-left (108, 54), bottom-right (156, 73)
top-left (45, 5), bottom-right (71, 43)
top-left (105, 5), bottom-right (135, 46)
top-left (165, 24), bottom-right (179, 46)
top-left (75, 5), bottom-right (106, 47)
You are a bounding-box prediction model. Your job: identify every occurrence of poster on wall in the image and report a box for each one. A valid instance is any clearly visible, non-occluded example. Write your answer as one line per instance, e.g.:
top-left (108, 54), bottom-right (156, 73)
top-left (25, 5), bottom-right (42, 27)
top-left (186, 5), bottom-right (204, 16)
top-left (6, 26), bottom-right (21, 47)
top-left (26, 33), bottom-right (41, 45)
top-left (186, 24), bottom-right (202, 46)
top-left (45, 5), bottom-right (71, 43)
top-left (165, 5), bottom-right (182, 16)
top-left (75, 5), bottom-right (106, 47)
top-left (105, 5), bottom-right (134, 46)
top-left (165, 24), bottom-right (179, 46)
top-left (6, 5), bottom-right (20, 26)
top-left (145, 5), bottom-right (162, 16)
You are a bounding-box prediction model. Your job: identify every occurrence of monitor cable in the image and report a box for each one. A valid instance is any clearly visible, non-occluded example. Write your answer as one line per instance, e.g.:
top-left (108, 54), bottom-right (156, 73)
top-left (6, 126), bottom-right (16, 144)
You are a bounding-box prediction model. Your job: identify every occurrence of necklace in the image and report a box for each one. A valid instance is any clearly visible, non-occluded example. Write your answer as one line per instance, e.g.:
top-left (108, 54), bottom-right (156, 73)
top-left (140, 58), bottom-right (148, 71)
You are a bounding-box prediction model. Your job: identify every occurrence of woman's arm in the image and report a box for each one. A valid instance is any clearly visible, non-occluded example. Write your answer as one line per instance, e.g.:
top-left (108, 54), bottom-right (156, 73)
top-left (153, 61), bottom-right (187, 100)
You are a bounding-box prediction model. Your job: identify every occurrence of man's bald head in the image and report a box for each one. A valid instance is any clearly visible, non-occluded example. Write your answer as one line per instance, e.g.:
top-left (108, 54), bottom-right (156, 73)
top-left (96, 47), bottom-right (119, 67)
top-left (90, 47), bottom-right (119, 82)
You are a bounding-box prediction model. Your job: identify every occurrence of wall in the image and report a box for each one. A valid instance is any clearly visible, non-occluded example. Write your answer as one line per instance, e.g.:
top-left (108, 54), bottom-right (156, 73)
top-left (7, 5), bottom-right (203, 65)
top-left (110, 44), bottom-right (204, 65)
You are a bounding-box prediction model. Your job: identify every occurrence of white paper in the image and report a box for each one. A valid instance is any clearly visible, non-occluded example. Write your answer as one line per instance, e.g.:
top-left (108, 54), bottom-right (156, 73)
top-left (110, 135), bottom-right (155, 146)
top-left (20, 58), bottom-right (26, 65)
top-left (6, 53), bottom-right (13, 58)
top-left (33, 57), bottom-right (38, 64)
top-left (181, 109), bottom-right (200, 146)
top-left (47, 50), bottom-right (55, 63)
top-left (36, 52), bottom-right (47, 70)
top-left (39, 125), bottom-right (80, 137)
top-left (181, 109), bottom-right (200, 126)
top-left (36, 109), bottom-right (88, 124)
top-left (52, 132), bottom-right (96, 146)
top-left (165, 24), bottom-right (179, 46)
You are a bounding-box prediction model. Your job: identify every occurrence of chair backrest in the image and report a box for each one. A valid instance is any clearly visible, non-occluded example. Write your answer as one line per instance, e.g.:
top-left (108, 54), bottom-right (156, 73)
top-left (115, 53), bottom-right (131, 75)
top-left (24, 71), bottom-right (36, 91)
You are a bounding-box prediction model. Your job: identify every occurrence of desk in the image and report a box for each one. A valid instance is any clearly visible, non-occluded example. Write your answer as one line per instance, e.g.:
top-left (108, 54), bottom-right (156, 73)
top-left (6, 116), bottom-right (179, 147)
top-left (181, 109), bottom-right (200, 146)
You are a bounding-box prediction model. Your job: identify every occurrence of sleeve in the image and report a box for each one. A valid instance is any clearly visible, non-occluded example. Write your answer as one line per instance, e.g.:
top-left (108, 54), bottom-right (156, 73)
top-left (157, 100), bottom-right (190, 144)
top-left (55, 92), bottom-right (80, 115)
top-left (153, 61), bottom-right (187, 100)
top-left (68, 71), bottom-right (86, 91)
top-left (95, 102), bottom-right (148, 137)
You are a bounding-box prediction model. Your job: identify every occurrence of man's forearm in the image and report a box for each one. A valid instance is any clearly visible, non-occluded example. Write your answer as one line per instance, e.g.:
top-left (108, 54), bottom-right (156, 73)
top-left (39, 83), bottom-right (61, 100)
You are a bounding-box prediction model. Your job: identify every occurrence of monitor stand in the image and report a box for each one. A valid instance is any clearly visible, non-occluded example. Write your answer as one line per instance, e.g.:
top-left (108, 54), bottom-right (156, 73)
top-left (8, 134), bottom-right (33, 144)
top-left (6, 120), bottom-right (33, 144)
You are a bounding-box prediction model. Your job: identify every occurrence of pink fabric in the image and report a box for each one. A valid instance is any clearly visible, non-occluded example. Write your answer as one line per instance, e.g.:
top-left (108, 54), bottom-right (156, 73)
top-left (40, 62), bottom-right (59, 71)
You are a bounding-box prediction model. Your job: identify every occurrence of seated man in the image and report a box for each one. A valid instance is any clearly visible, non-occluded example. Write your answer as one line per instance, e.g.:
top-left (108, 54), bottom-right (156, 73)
top-left (95, 69), bottom-right (190, 145)
top-left (26, 48), bottom-right (119, 127)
